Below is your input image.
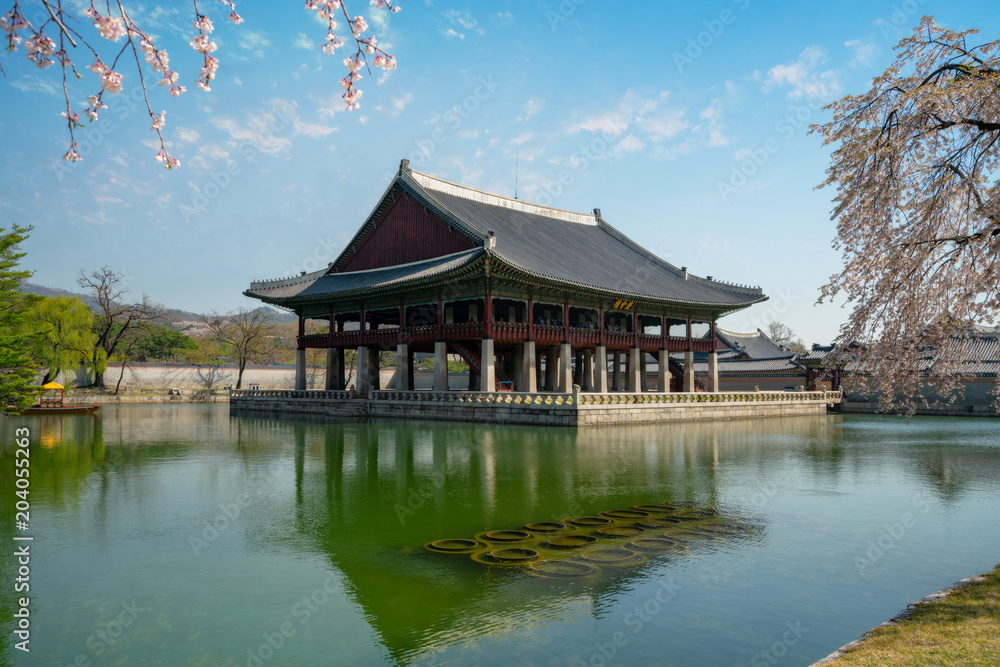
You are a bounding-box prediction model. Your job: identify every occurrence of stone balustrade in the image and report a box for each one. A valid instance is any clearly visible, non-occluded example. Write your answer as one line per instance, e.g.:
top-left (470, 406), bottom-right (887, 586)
top-left (230, 387), bottom-right (842, 425)
top-left (230, 389), bottom-right (353, 400)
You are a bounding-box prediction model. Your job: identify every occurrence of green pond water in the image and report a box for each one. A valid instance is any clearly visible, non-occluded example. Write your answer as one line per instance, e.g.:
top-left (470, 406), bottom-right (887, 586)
top-left (2, 405), bottom-right (1000, 666)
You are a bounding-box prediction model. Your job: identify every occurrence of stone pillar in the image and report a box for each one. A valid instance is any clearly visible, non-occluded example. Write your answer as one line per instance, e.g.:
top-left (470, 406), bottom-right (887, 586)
top-left (657, 349), bottom-right (671, 393)
top-left (407, 347), bottom-right (415, 390)
top-left (295, 347), bottom-right (306, 390)
top-left (512, 344), bottom-right (524, 391)
top-left (707, 349), bottom-right (719, 393)
top-left (396, 342), bottom-right (411, 391)
top-left (326, 347), bottom-right (344, 390)
top-left (627, 347), bottom-right (641, 392)
top-left (356, 345), bottom-right (369, 393)
top-left (574, 351), bottom-right (584, 387)
top-left (480, 338), bottom-right (495, 391)
top-left (559, 342), bottom-right (573, 393)
top-left (522, 341), bottom-right (537, 393)
top-left (595, 344), bottom-right (609, 392)
top-left (611, 351), bottom-right (621, 391)
top-left (640, 351), bottom-right (648, 392)
top-left (684, 349), bottom-right (695, 392)
top-left (544, 347), bottom-right (558, 391)
top-left (367, 347), bottom-right (380, 391)
top-left (433, 341), bottom-right (449, 391)
top-left (582, 349), bottom-right (594, 391)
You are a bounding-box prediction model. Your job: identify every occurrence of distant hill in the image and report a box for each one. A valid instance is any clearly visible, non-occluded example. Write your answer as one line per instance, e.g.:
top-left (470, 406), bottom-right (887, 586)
top-left (20, 282), bottom-right (297, 329)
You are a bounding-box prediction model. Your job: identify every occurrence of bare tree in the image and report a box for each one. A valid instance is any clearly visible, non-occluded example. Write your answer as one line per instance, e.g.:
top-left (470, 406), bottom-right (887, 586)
top-left (77, 266), bottom-right (162, 389)
top-left (203, 308), bottom-right (279, 389)
top-left (764, 320), bottom-right (807, 354)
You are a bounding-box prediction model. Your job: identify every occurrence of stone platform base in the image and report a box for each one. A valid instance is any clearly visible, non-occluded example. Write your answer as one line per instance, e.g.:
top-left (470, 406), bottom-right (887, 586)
top-left (229, 389), bottom-right (841, 427)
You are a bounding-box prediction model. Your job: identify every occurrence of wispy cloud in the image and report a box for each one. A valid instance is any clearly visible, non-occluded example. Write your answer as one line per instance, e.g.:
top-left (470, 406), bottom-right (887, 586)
top-left (762, 46), bottom-right (840, 100)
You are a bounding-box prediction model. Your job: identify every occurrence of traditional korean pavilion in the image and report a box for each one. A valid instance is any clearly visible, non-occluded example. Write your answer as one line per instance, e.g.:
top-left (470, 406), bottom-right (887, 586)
top-left (244, 160), bottom-right (768, 395)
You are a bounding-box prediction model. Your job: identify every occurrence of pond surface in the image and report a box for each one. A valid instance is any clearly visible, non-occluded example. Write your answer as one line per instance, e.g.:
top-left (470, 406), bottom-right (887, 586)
top-left (2, 406), bottom-right (999, 666)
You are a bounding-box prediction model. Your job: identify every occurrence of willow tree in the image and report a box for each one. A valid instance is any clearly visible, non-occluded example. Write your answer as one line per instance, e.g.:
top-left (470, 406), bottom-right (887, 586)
top-left (27, 295), bottom-right (95, 384)
top-left (812, 16), bottom-right (1000, 412)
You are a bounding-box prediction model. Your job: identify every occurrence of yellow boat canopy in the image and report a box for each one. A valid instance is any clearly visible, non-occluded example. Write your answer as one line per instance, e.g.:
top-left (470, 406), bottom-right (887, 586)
top-left (41, 382), bottom-right (64, 390)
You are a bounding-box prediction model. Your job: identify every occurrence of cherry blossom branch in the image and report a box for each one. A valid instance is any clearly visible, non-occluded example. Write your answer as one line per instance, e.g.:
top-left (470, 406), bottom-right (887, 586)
top-left (2, 0), bottom-right (402, 168)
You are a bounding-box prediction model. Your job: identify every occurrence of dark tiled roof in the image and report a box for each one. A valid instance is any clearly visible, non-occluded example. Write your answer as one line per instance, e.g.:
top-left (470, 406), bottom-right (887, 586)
top-left (713, 328), bottom-right (791, 359)
top-left (245, 164), bottom-right (768, 309)
top-left (679, 356), bottom-right (804, 373)
top-left (246, 249), bottom-right (482, 301)
top-left (405, 171), bottom-right (765, 308)
top-left (801, 345), bottom-right (834, 361)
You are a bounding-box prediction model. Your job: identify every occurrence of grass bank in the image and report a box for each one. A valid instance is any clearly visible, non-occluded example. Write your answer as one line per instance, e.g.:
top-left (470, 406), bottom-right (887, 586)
top-left (817, 563), bottom-right (1000, 666)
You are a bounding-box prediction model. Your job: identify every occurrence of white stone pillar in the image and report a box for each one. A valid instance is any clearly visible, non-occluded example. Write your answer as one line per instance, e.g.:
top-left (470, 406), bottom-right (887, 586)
top-left (657, 349), bottom-right (671, 393)
top-left (295, 348), bottom-right (306, 390)
top-left (642, 351), bottom-right (650, 392)
top-left (356, 345), bottom-right (369, 393)
top-left (611, 351), bottom-right (621, 391)
top-left (433, 341), bottom-right (449, 391)
top-left (396, 342), bottom-right (411, 391)
top-left (522, 341), bottom-right (537, 392)
top-left (684, 349), bottom-right (695, 392)
top-left (480, 338), bottom-right (495, 391)
top-left (707, 349), bottom-right (719, 393)
top-left (582, 349), bottom-right (594, 391)
top-left (559, 342), bottom-right (573, 392)
top-left (627, 347), bottom-right (641, 392)
top-left (595, 344), bottom-right (609, 392)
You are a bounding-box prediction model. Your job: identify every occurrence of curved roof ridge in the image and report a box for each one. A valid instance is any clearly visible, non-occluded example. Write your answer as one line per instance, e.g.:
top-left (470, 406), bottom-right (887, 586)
top-left (407, 165), bottom-right (599, 226)
top-left (716, 327), bottom-right (768, 338)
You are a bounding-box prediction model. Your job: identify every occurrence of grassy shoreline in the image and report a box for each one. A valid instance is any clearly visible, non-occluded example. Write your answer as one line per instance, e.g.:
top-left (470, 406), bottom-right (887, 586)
top-left (814, 563), bottom-right (1000, 666)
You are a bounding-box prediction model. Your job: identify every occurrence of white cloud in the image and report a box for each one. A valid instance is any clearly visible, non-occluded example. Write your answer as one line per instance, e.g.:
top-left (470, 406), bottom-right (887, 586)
top-left (518, 99), bottom-right (543, 122)
top-left (239, 31), bottom-right (271, 58)
top-left (176, 128), bottom-right (201, 144)
top-left (510, 131), bottom-right (534, 147)
top-left (614, 135), bottom-right (645, 155)
top-left (294, 33), bottom-right (313, 50)
top-left (442, 28), bottom-right (464, 40)
top-left (392, 93), bottom-right (413, 116)
top-left (11, 77), bottom-right (57, 95)
top-left (844, 39), bottom-right (879, 67)
top-left (493, 11), bottom-right (514, 27)
top-left (570, 90), bottom-right (688, 142)
top-left (764, 46), bottom-right (840, 101)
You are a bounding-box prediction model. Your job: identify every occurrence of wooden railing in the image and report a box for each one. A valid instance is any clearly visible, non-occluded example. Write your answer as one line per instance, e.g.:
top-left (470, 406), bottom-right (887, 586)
top-left (298, 323), bottom-right (720, 352)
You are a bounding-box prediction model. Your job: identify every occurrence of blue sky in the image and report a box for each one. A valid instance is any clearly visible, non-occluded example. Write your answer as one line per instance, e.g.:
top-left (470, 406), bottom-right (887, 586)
top-left (3, 0), bottom-right (997, 345)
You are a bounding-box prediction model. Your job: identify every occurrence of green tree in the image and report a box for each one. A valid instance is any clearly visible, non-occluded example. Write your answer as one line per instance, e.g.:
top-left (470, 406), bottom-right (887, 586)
top-left (0, 225), bottom-right (39, 414)
top-left (130, 323), bottom-right (198, 361)
top-left (27, 295), bottom-right (96, 384)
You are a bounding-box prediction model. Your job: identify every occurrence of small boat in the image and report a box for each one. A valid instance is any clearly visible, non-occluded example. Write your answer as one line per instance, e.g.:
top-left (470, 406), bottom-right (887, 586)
top-left (19, 382), bottom-right (99, 415)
